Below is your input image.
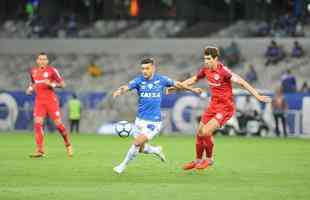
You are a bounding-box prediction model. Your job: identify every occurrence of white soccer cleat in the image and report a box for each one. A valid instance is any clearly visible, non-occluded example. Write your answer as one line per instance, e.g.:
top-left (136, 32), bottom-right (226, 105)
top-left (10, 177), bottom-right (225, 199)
top-left (113, 164), bottom-right (126, 174)
top-left (207, 158), bottom-right (215, 166)
top-left (155, 146), bottom-right (166, 162)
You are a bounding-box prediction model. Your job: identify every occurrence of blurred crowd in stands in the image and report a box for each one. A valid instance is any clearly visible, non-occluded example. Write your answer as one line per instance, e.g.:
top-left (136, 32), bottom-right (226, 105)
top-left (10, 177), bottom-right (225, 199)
top-left (254, 12), bottom-right (308, 37)
top-left (264, 39), bottom-right (308, 93)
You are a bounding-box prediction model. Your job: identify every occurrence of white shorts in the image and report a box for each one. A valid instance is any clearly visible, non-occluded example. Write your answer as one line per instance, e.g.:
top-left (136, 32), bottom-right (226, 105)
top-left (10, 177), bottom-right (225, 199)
top-left (133, 118), bottom-right (162, 140)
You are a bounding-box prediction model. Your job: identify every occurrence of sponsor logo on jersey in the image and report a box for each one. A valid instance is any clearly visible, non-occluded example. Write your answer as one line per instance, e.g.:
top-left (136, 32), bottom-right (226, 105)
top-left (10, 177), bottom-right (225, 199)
top-left (140, 92), bottom-right (161, 98)
top-left (214, 74), bottom-right (220, 80)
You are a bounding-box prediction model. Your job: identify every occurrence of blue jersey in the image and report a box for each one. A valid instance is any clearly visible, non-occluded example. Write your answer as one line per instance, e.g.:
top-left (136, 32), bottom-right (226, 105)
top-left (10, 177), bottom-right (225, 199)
top-left (128, 74), bottom-right (176, 122)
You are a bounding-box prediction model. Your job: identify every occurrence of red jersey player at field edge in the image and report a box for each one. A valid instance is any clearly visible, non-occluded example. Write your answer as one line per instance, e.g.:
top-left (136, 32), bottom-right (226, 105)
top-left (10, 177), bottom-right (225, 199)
top-left (167, 46), bottom-right (271, 170)
top-left (26, 52), bottom-right (73, 158)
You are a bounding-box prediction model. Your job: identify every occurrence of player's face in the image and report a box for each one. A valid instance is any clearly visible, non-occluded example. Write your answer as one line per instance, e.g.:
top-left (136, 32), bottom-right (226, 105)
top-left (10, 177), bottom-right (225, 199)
top-left (204, 55), bottom-right (218, 69)
top-left (36, 55), bottom-right (49, 67)
top-left (141, 63), bottom-right (155, 79)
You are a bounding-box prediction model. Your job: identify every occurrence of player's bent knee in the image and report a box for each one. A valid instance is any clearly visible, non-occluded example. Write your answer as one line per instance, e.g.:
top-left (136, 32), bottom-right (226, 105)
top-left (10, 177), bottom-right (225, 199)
top-left (34, 117), bottom-right (43, 124)
top-left (134, 135), bottom-right (148, 146)
top-left (200, 126), bottom-right (215, 136)
top-left (54, 119), bottom-right (63, 126)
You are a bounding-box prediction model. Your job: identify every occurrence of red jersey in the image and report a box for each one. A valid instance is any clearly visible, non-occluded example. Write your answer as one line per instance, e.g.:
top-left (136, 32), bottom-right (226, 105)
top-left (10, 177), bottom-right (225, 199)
top-left (197, 62), bottom-right (234, 109)
top-left (29, 66), bottom-right (63, 101)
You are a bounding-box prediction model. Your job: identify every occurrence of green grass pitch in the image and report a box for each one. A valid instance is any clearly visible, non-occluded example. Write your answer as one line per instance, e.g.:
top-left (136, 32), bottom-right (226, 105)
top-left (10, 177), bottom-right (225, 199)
top-left (0, 133), bottom-right (310, 200)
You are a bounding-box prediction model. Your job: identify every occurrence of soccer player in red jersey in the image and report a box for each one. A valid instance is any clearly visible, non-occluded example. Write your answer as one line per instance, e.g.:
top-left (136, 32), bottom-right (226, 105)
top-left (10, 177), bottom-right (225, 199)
top-left (168, 46), bottom-right (271, 170)
top-left (26, 53), bottom-right (73, 158)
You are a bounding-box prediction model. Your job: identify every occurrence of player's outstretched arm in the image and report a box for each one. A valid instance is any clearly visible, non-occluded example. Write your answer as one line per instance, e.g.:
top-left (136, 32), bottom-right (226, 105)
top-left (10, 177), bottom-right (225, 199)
top-left (166, 76), bottom-right (199, 94)
top-left (113, 85), bottom-right (129, 98)
top-left (231, 73), bottom-right (271, 103)
top-left (181, 76), bottom-right (199, 86)
top-left (175, 81), bottom-right (204, 95)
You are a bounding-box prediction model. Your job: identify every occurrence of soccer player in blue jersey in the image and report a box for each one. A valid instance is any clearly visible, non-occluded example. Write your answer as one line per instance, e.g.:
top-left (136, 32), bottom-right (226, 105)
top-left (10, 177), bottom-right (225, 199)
top-left (112, 58), bottom-right (202, 174)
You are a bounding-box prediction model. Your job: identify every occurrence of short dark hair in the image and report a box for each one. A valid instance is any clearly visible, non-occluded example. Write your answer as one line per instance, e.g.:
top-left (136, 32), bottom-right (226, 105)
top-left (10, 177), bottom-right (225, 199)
top-left (141, 58), bottom-right (154, 65)
top-left (204, 46), bottom-right (219, 59)
top-left (37, 52), bottom-right (48, 57)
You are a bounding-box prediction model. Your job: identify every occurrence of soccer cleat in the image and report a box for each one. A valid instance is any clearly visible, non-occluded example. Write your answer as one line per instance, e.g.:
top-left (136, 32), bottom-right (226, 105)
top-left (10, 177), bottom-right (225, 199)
top-left (182, 161), bottom-right (197, 170)
top-left (207, 158), bottom-right (214, 166)
top-left (29, 151), bottom-right (46, 158)
top-left (155, 146), bottom-right (166, 162)
top-left (66, 145), bottom-right (73, 157)
top-left (113, 164), bottom-right (126, 174)
top-left (195, 159), bottom-right (209, 170)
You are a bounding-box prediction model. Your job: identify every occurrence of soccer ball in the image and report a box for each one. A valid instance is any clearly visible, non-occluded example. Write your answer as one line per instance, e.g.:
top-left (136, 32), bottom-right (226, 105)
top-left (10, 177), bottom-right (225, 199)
top-left (114, 121), bottom-right (132, 138)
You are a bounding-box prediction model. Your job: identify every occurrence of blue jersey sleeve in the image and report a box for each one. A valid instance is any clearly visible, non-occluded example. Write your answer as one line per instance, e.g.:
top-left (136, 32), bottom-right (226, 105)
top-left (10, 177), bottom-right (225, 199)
top-left (128, 77), bottom-right (140, 90)
top-left (161, 76), bottom-right (176, 87)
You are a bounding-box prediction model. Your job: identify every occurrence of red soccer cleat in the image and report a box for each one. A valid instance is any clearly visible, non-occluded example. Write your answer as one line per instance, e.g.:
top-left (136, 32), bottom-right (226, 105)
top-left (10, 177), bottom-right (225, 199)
top-left (182, 161), bottom-right (197, 170)
top-left (195, 159), bottom-right (209, 170)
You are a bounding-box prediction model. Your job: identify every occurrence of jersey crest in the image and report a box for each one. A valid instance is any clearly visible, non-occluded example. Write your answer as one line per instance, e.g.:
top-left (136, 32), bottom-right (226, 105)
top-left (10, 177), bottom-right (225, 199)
top-left (147, 83), bottom-right (154, 90)
top-left (43, 72), bottom-right (49, 78)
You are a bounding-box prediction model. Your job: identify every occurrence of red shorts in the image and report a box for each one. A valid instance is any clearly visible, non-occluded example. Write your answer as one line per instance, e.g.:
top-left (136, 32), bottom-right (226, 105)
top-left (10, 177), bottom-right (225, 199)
top-left (201, 105), bottom-right (235, 127)
top-left (34, 99), bottom-right (61, 121)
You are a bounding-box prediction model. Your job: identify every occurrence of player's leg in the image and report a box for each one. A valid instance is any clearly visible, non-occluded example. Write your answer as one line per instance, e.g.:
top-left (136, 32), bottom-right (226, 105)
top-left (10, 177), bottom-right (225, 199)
top-left (113, 134), bottom-right (148, 174)
top-left (280, 114), bottom-right (288, 137)
top-left (76, 120), bottom-right (80, 133)
top-left (274, 114), bottom-right (280, 136)
top-left (54, 118), bottom-right (71, 146)
top-left (197, 110), bottom-right (234, 169)
top-left (195, 118), bottom-right (220, 169)
top-left (182, 124), bottom-right (205, 170)
top-left (30, 116), bottom-right (46, 157)
top-left (30, 101), bottom-right (47, 158)
top-left (70, 120), bottom-right (74, 133)
top-left (183, 112), bottom-right (214, 170)
top-left (48, 103), bottom-right (72, 157)
top-left (114, 119), bottom-right (164, 173)
top-left (139, 123), bottom-right (165, 162)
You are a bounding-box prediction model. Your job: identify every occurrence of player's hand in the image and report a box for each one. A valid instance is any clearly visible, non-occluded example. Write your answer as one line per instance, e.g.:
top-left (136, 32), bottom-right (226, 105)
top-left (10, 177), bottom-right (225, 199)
top-left (257, 95), bottom-right (272, 103)
top-left (166, 87), bottom-right (179, 95)
top-left (191, 87), bottom-right (204, 95)
top-left (44, 79), bottom-right (56, 88)
top-left (112, 89), bottom-right (122, 98)
top-left (44, 79), bottom-right (52, 87)
top-left (26, 86), bottom-right (33, 95)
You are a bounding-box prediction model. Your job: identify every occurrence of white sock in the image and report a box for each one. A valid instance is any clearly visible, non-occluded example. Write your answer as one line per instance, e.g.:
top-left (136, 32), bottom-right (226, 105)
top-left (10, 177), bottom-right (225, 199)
top-left (120, 144), bottom-right (139, 166)
top-left (143, 144), bottom-right (160, 154)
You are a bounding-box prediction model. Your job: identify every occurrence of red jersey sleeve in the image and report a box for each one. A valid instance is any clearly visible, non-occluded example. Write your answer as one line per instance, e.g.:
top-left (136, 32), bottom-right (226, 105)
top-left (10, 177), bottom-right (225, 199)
top-left (222, 66), bottom-right (232, 80)
top-left (51, 67), bottom-right (63, 83)
top-left (196, 68), bottom-right (206, 80)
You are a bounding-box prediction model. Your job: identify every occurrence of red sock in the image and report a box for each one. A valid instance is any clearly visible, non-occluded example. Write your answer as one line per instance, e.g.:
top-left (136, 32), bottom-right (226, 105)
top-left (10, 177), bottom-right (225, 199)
top-left (34, 123), bottom-right (44, 153)
top-left (203, 135), bottom-right (214, 158)
top-left (56, 124), bottom-right (70, 147)
top-left (195, 134), bottom-right (204, 160)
